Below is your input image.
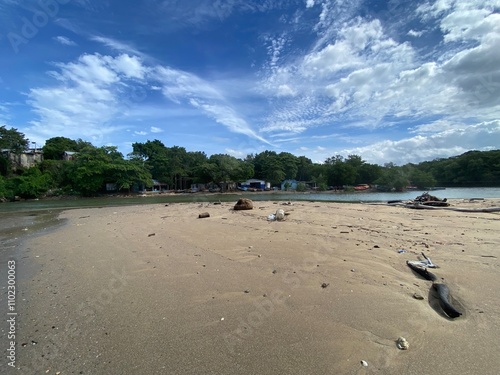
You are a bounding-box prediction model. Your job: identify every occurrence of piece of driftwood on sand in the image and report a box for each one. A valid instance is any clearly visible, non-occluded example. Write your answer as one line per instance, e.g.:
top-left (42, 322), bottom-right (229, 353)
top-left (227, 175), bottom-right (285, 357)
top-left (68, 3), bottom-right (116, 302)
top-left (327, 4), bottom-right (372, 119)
top-left (387, 202), bottom-right (500, 213)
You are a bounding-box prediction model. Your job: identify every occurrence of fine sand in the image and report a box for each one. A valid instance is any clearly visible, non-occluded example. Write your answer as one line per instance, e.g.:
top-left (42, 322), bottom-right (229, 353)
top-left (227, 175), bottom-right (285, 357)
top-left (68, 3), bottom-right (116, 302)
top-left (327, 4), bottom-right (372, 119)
top-left (11, 199), bottom-right (500, 374)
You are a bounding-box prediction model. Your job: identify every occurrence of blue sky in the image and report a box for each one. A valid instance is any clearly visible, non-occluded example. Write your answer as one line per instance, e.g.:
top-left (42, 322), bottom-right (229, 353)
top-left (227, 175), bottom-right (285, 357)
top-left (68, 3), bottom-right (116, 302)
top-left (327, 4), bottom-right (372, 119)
top-left (1, 0), bottom-right (499, 165)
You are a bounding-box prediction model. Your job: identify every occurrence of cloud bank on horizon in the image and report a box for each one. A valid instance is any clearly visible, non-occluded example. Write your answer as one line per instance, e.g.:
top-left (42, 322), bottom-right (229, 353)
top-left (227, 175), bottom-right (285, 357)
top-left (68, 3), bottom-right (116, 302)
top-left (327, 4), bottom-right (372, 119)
top-left (1, 0), bottom-right (499, 165)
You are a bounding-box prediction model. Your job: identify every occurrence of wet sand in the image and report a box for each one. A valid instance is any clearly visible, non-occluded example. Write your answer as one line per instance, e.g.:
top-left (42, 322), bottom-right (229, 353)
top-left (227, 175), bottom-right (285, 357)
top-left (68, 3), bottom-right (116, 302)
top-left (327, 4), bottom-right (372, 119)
top-left (6, 199), bottom-right (500, 374)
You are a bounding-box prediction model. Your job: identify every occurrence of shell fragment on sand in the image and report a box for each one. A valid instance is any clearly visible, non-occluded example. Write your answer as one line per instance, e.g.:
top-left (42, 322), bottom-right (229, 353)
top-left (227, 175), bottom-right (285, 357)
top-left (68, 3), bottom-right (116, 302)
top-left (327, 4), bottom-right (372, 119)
top-left (397, 337), bottom-right (409, 350)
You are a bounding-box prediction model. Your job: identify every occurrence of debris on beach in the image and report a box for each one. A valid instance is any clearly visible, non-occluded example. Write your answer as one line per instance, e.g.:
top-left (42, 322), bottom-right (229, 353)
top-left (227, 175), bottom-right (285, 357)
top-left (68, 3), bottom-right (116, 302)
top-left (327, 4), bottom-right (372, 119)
top-left (396, 337), bottom-right (409, 350)
top-left (268, 208), bottom-right (287, 221)
top-left (433, 283), bottom-right (463, 318)
top-left (198, 212), bottom-right (210, 218)
top-left (413, 293), bottom-right (424, 300)
top-left (321, 283), bottom-right (329, 288)
top-left (408, 252), bottom-right (438, 268)
top-left (414, 192), bottom-right (449, 206)
top-left (234, 198), bottom-right (254, 210)
top-left (148, 233), bottom-right (156, 237)
top-left (406, 255), bottom-right (463, 319)
top-left (360, 360), bottom-right (368, 367)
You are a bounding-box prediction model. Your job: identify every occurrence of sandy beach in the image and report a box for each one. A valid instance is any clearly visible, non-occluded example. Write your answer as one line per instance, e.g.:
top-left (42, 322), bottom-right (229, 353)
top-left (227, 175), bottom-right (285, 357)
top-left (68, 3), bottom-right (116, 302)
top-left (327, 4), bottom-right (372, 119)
top-left (6, 198), bottom-right (500, 374)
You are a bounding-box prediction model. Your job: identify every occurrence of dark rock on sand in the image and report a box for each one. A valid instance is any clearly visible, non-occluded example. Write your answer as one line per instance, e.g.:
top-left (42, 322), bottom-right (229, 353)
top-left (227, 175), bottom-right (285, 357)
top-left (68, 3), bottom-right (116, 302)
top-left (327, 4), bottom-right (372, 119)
top-left (234, 198), bottom-right (254, 210)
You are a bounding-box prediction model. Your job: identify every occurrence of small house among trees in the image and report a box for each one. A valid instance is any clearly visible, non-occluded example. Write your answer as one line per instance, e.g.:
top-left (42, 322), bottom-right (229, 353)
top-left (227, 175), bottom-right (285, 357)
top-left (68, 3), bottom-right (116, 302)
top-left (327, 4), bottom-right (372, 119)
top-left (1, 149), bottom-right (43, 170)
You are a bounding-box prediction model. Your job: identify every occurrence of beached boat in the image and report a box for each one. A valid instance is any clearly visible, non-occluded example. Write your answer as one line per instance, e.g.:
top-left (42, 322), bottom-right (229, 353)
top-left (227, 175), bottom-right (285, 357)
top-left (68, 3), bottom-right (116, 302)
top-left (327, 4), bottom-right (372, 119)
top-left (354, 184), bottom-right (370, 191)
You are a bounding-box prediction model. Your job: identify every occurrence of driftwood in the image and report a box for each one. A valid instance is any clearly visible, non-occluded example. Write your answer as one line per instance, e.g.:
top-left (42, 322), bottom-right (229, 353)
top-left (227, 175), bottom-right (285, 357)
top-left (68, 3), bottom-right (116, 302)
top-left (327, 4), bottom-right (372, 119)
top-left (385, 202), bottom-right (500, 212)
top-left (405, 204), bottom-right (500, 213)
top-left (406, 260), bottom-right (463, 319)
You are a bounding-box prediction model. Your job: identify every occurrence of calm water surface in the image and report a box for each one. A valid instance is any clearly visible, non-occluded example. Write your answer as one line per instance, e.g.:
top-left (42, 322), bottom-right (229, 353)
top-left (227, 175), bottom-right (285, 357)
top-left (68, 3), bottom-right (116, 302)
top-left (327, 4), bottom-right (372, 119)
top-left (1, 187), bottom-right (500, 214)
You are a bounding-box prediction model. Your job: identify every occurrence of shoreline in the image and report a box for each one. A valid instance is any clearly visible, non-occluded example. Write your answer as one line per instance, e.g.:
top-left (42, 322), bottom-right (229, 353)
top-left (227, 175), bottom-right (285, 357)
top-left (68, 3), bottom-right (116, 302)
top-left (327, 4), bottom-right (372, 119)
top-left (2, 187), bottom-right (500, 215)
top-left (4, 200), bottom-right (500, 374)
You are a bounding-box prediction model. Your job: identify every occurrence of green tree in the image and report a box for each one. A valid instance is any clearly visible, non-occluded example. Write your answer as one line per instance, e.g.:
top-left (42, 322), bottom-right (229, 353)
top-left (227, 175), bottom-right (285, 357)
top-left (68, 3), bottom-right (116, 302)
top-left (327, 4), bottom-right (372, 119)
top-left (0, 175), bottom-right (12, 198)
top-left (296, 182), bottom-right (307, 192)
top-left (296, 156), bottom-right (313, 181)
top-left (39, 159), bottom-right (74, 193)
top-left (358, 163), bottom-right (382, 184)
top-left (325, 155), bottom-right (357, 186)
top-left (42, 137), bottom-right (79, 160)
top-left (253, 151), bottom-right (286, 185)
top-left (409, 169), bottom-right (436, 189)
top-left (130, 140), bottom-right (171, 183)
top-left (69, 145), bottom-right (151, 195)
top-left (10, 167), bottom-right (53, 198)
top-left (68, 146), bottom-right (110, 196)
top-left (0, 126), bottom-right (29, 154)
top-left (200, 154), bottom-right (253, 190)
top-left (278, 152), bottom-right (298, 180)
top-left (108, 159), bottom-right (152, 192)
top-left (375, 164), bottom-right (408, 191)
top-left (0, 126), bottom-right (30, 176)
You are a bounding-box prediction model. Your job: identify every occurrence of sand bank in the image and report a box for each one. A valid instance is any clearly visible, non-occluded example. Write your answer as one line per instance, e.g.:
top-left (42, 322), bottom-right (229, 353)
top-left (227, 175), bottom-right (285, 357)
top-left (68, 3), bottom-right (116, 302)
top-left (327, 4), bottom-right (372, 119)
top-left (9, 199), bottom-right (500, 374)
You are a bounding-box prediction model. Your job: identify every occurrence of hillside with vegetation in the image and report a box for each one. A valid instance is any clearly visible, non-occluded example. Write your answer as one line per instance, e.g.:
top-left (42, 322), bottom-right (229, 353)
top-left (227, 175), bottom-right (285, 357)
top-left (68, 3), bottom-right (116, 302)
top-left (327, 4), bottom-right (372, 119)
top-left (1, 126), bottom-right (499, 200)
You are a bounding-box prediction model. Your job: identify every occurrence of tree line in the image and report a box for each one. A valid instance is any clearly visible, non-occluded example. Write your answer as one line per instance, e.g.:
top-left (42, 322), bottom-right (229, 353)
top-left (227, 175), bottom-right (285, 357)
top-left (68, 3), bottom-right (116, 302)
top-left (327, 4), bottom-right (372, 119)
top-left (1, 126), bottom-right (500, 199)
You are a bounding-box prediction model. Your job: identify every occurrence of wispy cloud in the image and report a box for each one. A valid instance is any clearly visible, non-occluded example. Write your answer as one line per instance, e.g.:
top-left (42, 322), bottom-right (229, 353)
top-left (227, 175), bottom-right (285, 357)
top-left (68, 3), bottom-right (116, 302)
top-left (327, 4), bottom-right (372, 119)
top-left (152, 65), bottom-right (270, 144)
top-left (26, 53), bottom-right (149, 143)
top-left (53, 36), bottom-right (77, 46)
top-left (255, 0), bottom-right (500, 144)
top-left (150, 126), bottom-right (163, 133)
top-left (90, 35), bottom-right (145, 57)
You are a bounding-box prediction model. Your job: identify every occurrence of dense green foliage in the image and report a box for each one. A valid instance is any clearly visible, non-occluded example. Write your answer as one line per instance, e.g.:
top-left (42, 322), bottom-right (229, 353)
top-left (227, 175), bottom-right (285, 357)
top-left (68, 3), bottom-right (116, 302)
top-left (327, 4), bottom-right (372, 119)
top-left (42, 137), bottom-right (92, 160)
top-left (8, 168), bottom-right (53, 199)
top-left (1, 126), bottom-right (499, 200)
top-left (0, 126), bottom-right (29, 154)
top-left (68, 146), bottom-right (152, 196)
top-left (418, 150), bottom-right (500, 187)
top-left (1, 126), bottom-right (30, 177)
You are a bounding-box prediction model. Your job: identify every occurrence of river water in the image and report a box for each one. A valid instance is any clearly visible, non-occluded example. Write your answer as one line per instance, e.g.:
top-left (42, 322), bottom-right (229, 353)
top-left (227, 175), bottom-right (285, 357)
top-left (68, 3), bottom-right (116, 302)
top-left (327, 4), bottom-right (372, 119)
top-left (1, 187), bottom-right (500, 214)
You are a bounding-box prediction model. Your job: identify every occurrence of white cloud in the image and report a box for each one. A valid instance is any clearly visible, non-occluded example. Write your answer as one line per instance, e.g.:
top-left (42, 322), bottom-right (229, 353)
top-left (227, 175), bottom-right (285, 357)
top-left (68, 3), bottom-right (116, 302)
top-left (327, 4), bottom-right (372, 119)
top-left (408, 29), bottom-right (424, 37)
top-left (302, 41), bottom-right (361, 77)
top-left (327, 120), bottom-right (500, 165)
top-left (257, 0), bottom-right (500, 148)
top-left (134, 131), bottom-right (147, 135)
top-left (276, 84), bottom-right (296, 97)
top-left (150, 126), bottom-right (163, 133)
top-left (103, 54), bottom-right (147, 79)
top-left (53, 36), bottom-right (77, 46)
top-left (305, 0), bottom-right (315, 8)
top-left (225, 148), bottom-right (246, 158)
top-left (26, 53), bottom-right (150, 144)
